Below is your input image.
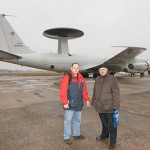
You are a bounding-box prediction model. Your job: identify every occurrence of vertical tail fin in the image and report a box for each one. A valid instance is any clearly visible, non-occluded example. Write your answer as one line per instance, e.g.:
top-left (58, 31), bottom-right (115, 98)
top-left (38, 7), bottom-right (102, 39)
top-left (0, 14), bottom-right (33, 54)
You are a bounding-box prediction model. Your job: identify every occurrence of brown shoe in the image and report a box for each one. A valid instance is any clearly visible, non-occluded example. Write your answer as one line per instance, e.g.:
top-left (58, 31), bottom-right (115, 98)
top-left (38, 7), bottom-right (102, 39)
top-left (96, 136), bottom-right (109, 140)
top-left (109, 145), bottom-right (115, 149)
top-left (73, 135), bottom-right (85, 140)
top-left (64, 139), bottom-right (73, 145)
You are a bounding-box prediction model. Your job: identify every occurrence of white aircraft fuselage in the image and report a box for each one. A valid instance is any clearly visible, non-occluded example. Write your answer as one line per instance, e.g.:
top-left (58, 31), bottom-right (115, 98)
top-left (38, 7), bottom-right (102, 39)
top-left (3, 53), bottom-right (149, 73)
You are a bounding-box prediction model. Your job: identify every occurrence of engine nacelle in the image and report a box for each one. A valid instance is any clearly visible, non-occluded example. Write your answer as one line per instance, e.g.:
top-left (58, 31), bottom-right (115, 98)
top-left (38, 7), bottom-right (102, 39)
top-left (147, 61), bottom-right (150, 71)
top-left (128, 62), bottom-right (149, 72)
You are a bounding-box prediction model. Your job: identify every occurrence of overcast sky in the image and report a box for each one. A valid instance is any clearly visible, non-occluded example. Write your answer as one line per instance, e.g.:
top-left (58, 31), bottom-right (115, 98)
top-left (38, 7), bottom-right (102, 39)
top-left (0, 0), bottom-right (150, 70)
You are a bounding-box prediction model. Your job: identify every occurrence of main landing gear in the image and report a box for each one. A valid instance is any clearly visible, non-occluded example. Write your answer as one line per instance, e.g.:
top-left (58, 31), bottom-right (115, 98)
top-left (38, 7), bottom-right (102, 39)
top-left (140, 72), bottom-right (144, 78)
top-left (93, 73), bottom-right (100, 78)
top-left (81, 73), bottom-right (89, 78)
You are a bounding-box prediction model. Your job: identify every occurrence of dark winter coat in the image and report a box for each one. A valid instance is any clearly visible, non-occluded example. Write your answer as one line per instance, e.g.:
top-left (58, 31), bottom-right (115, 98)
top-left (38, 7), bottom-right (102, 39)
top-left (91, 73), bottom-right (120, 113)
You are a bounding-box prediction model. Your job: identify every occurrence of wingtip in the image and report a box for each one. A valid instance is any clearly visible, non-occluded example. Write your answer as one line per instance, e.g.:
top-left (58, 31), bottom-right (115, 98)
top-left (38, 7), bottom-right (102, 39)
top-left (0, 14), bottom-right (17, 17)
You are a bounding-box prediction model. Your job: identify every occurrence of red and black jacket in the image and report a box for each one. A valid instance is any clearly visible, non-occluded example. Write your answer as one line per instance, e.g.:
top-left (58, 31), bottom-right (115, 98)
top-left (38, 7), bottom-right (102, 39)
top-left (60, 71), bottom-right (89, 110)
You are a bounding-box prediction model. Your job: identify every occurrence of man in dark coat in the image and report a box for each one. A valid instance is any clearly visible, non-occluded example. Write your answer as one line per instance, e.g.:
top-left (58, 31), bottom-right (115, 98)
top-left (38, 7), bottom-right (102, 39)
top-left (91, 64), bottom-right (120, 149)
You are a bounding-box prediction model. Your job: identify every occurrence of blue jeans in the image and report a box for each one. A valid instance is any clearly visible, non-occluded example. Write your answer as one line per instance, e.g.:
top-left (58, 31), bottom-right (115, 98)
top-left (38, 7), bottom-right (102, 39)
top-left (64, 110), bottom-right (81, 140)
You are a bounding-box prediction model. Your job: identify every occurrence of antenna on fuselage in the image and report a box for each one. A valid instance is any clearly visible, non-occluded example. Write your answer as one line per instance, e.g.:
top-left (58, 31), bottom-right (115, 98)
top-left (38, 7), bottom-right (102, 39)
top-left (43, 28), bottom-right (84, 55)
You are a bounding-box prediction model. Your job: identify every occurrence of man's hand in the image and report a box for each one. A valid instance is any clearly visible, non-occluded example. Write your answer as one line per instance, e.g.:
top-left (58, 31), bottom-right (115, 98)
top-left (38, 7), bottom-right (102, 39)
top-left (86, 101), bottom-right (91, 107)
top-left (64, 104), bottom-right (69, 109)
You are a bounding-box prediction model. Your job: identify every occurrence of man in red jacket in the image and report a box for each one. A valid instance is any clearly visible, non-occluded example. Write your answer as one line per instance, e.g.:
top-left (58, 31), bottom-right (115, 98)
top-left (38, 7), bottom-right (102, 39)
top-left (60, 62), bottom-right (90, 145)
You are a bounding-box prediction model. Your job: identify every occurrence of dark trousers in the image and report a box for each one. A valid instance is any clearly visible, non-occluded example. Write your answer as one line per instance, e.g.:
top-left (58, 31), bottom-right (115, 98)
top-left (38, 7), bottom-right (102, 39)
top-left (99, 113), bottom-right (117, 146)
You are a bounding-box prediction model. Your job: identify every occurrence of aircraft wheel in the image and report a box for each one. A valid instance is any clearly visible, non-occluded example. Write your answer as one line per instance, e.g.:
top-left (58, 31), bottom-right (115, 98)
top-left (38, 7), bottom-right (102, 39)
top-left (82, 73), bottom-right (89, 78)
top-left (93, 73), bottom-right (99, 78)
top-left (140, 72), bottom-right (144, 78)
top-left (109, 72), bottom-right (115, 75)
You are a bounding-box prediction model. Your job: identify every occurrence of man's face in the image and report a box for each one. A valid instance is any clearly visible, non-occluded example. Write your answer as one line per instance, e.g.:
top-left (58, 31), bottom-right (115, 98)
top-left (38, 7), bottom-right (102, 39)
top-left (71, 64), bottom-right (79, 76)
top-left (99, 67), bottom-right (108, 76)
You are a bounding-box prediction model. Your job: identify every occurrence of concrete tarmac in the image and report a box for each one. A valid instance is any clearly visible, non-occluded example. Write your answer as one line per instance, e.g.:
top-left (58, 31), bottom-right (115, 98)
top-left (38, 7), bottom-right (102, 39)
top-left (0, 75), bottom-right (150, 150)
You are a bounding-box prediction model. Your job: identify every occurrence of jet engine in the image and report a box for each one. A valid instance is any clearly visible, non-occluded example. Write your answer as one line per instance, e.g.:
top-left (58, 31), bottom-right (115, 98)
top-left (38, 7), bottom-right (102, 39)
top-left (128, 61), bottom-right (149, 72)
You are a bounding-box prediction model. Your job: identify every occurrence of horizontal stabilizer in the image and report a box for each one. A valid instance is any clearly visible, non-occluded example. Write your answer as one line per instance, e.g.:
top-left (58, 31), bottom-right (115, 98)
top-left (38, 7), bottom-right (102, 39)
top-left (0, 50), bottom-right (21, 59)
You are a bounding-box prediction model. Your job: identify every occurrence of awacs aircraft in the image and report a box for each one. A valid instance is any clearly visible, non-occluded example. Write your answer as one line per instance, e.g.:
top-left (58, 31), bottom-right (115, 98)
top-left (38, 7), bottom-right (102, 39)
top-left (0, 14), bottom-right (150, 78)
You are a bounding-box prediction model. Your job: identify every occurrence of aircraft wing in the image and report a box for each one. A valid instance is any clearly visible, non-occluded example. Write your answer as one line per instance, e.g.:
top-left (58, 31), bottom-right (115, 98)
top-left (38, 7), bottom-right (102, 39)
top-left (87, 47), bottom-right (146, 72)
top-left (0, 50), bottom-right (22, 59)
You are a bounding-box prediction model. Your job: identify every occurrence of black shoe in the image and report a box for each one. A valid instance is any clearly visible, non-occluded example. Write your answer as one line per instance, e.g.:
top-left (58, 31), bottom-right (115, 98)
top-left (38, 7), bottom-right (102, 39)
top-left (73, 135), bottom-right (85, 140)
top-left (96, 136), bottom-right (109, 140)
top-left (109, 145), bottom-right (115, 149)
top-left (64, 139), bottom-right (73, 145)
